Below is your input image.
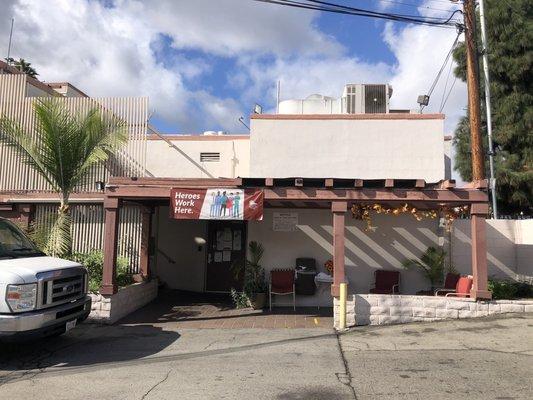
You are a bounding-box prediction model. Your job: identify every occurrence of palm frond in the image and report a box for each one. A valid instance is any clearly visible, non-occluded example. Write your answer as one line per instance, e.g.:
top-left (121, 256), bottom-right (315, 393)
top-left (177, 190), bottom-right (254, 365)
top-left (45, 211), bottom-right (72, 257)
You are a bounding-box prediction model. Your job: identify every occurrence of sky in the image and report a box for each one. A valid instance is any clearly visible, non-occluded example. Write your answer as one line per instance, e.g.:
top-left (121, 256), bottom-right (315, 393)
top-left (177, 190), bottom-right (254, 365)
top-left (0, 0), bottom-right (467, 136)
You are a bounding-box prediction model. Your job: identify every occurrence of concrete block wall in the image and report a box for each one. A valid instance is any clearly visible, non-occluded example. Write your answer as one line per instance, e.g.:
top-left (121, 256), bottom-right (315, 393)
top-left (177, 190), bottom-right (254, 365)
top-left (334, 294), bottom-right (533, 329)
top-left (89, 279), bottom-right (158, 324)
top-left (452, 219), bottom-right (533, 280)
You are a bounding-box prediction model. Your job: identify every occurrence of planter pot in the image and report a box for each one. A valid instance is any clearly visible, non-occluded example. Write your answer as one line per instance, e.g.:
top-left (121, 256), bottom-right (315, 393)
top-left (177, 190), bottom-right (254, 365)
top-left (250, 292), bottom-right (267, 309)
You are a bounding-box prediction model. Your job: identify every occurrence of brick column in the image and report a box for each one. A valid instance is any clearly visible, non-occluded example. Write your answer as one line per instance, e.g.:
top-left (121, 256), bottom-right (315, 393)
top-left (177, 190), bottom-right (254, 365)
top-left (470, 203), bottom-right (492, 299)
top-left (100, 197), bottom-right (120, 295)
top-left (139, 206), bottom-right (152, 280)
top-left (331, 201), bottom-right (347, 297)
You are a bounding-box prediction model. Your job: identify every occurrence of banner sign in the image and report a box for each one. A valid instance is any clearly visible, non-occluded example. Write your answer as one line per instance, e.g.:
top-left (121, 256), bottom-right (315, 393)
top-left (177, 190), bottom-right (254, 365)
top-left (170, 188), bottom-right (264, 221)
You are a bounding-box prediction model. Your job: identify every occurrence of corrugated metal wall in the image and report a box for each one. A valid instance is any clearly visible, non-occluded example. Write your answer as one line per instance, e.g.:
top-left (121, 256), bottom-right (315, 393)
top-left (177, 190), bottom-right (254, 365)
top-left (34, 203), bottom-right (141, 273)
top-left (0, 74), bottom-right (148, 192)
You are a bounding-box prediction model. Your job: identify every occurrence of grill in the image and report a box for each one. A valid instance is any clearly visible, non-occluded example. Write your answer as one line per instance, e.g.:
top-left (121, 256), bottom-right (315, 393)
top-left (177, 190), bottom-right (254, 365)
top-left (36, 267), bottom-right (87, 310)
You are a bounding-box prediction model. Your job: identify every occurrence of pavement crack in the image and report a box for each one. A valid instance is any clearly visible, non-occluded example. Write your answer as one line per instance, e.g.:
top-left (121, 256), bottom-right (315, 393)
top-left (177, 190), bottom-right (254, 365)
top-left (335, 331), bottom-right (358, 400)
top-left (140, 369), bottom-right (172, 400)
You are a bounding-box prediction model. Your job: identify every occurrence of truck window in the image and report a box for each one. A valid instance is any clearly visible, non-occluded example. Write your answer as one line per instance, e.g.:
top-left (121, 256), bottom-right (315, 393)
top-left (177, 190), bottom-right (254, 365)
top-left (0, 219), bottom-right (43, 258)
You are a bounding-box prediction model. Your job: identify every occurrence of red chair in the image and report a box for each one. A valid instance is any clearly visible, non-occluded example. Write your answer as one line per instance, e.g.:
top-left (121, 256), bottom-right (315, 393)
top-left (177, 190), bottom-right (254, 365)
top-left (434, 273), bottom-right (461, 296)
top-left (269, 269), bottom-right (295, 311)
top-left (436, 276), bottom-right (473, 298)
top-left (370, 270), bottom-right (400, 294)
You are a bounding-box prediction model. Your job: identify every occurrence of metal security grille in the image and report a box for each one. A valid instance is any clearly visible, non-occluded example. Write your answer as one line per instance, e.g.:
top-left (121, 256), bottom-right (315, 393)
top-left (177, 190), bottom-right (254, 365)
top-left (364, 84), bottom-right (388, 114)
top-left (34, 203), bottom-right (141, 273)
top-left (200, 152), bottom-right (220, 162)
top-left (0, 74), bottom-right (148, 192)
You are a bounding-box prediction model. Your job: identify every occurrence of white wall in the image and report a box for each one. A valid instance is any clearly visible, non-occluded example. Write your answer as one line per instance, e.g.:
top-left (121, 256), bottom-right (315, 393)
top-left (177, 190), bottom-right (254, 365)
top-left (146, 137), bottom-right (250, 179)
top-left (248, 208), bottom-right (443, 306)
top-left (153, 206), bottom-right (207, 291)
top-left (250, 117), bottom-right (445, 181)
top-left (452, 219), bottom-right (533, 280)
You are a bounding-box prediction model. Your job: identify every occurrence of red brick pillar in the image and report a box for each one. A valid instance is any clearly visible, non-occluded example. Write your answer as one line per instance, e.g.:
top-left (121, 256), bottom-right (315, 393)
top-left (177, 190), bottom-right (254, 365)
top-left (331, 201), bottom-right (347, 297)
top-left (139, 206), bottom-right (152, 280)
top-left (470, 203), bottom-right (492, 299)
top-left (100, 197), bottom-right (120, 295)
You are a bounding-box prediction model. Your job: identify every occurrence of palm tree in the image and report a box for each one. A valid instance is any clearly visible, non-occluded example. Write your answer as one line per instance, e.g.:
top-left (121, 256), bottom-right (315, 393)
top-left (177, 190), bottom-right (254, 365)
top-left (5, 57), bottom-right (39, 78)
top-left (402, 246), bottom-right (449, 291)
top-left (0, 99), bottom-right (127, 256)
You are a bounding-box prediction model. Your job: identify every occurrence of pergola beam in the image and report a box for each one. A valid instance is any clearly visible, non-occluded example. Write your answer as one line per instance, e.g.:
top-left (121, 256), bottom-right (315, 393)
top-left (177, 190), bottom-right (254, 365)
top-left (105, 185), bottom-right (487, 205)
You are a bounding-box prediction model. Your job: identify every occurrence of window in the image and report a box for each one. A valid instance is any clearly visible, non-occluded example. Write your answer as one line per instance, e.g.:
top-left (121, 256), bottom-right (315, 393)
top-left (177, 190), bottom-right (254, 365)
top-left (200, 152), bottom-right (220, 162)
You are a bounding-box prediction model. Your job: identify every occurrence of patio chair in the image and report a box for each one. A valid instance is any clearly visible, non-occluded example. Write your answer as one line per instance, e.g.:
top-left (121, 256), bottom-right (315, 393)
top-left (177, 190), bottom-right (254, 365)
top-left (434, 272), bottom-right (461, 296)
top-left (436, 276), bottom-right (473, 298)
top-left (369, 270), bottom-right (400, 294)
top-left (269, 269), bottom-right (296, 311)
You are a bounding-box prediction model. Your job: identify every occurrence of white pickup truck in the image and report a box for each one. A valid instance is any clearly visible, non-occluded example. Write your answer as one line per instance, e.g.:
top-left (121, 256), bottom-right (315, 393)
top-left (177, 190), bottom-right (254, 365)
top-left (0, 217), bottom-right (91, 340)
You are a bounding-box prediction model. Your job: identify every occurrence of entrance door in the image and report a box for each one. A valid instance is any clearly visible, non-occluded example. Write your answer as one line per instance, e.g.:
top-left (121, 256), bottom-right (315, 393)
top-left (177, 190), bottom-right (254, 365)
top-left (205, 220), bottom-right (246, 292)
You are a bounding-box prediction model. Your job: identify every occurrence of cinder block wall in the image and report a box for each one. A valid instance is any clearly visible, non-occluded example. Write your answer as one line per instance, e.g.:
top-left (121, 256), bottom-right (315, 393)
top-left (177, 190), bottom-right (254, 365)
top-left (335, 294), bottom-right (533, 329)
top-left (89, 279), bottom-right (158, 324)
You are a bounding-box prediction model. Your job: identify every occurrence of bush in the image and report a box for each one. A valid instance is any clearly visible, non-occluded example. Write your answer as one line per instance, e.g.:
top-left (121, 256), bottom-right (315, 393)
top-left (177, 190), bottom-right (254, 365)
top-left (71, 250), bottom-right (132, 293)
top-left (488, 278), bottom-right (533, 300)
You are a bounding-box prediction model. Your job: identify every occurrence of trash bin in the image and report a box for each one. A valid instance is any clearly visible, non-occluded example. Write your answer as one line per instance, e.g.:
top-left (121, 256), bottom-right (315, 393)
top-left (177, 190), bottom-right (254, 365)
top-left (295, 258), bottom-right (317, 295)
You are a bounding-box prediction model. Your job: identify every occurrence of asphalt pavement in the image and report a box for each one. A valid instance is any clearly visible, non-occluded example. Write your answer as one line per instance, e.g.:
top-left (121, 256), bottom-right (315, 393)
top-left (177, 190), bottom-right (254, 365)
top-left (0, 314), bottom-right (531, 399)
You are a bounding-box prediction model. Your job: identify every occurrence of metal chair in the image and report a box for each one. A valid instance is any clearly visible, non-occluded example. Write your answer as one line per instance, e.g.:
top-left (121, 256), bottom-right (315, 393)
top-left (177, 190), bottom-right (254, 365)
top-left (369, 270), bottom-right (400, 294)
top-left (434, 272), bottom-right (461, 296)
top-left (436, 276), bottom-right (473, 298)
top-left (269, 269), bottom-right (296, 311)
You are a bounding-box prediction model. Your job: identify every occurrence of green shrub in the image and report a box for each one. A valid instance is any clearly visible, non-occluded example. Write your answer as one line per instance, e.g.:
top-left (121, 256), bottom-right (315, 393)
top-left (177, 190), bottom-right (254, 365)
top-left (488, 279), bottom-right (533, 300)
top-left (230, 288), bottom-right (251, 309)
top-left (71, 250), bottom-right (131, 293)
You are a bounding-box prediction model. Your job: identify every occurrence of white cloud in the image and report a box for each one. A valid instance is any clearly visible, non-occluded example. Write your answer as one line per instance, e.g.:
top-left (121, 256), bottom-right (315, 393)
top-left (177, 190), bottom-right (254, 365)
top-left (0, 0), bottom-right (468, 143)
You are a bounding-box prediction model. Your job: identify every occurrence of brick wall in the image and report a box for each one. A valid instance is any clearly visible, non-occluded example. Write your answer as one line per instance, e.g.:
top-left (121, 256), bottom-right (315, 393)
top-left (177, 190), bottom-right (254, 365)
top-left (89, 279), bottom-right (158, 324)
top-left (334, 294), bottom-right (533, 329)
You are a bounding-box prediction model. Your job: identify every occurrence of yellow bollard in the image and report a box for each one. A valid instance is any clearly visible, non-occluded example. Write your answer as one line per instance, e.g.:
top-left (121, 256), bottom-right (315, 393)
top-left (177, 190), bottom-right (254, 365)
top-left (339, 282), bottom-right (347, 330)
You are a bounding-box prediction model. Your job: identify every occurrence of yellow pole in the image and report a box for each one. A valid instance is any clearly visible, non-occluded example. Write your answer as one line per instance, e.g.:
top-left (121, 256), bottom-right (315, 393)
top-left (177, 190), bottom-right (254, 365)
top-left (339, 282), bottom-right (347, 330)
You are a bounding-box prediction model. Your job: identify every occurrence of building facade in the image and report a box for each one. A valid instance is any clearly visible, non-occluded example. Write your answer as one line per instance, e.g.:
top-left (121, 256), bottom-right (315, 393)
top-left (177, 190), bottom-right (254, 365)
top-left (2, 71), bottom-right (510, 319)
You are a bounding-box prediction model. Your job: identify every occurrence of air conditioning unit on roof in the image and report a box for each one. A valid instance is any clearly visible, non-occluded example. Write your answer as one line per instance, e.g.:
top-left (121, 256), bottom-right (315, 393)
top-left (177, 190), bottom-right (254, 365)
top-left (342, 84), bottom-right (392, 114)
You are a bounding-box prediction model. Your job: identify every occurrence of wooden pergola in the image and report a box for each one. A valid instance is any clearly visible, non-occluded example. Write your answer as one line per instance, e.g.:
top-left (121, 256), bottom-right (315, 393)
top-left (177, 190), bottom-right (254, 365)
top-left (100, 176), bottom-right (491, 300)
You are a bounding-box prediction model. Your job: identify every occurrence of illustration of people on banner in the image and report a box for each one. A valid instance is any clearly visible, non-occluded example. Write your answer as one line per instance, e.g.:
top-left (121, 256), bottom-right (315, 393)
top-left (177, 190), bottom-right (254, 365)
top-left (205, 189), bottom-right (243, 219)
top-left (170, 187), bottom-right (263, 221)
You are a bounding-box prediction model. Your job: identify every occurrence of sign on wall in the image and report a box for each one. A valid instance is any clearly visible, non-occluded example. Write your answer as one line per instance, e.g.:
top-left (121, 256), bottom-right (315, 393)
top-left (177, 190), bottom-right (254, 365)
top-left (273, 212), bottom-right (299, 231)
top-left (169, 188), bottom-right (263, 221)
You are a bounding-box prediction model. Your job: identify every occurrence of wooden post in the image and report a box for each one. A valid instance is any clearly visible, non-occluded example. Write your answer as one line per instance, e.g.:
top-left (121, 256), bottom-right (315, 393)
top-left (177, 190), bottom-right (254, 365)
top-left (331, 201), bottom-right (347, 297)
top-left (470, 203), bottom-right (491, 299)
top-left (464, 0), bottom-right (485, 181)
top-left (100, 197), bottom-right (120, 295)
top-left (139, 206), bottom-right (152, 280)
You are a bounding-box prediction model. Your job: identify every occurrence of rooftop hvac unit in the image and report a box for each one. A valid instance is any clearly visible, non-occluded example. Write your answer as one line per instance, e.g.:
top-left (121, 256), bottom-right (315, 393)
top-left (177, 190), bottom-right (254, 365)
top-left (365, 84), bottom-right (389, 114)
top-left (342, 84), bottom-right (391, 114)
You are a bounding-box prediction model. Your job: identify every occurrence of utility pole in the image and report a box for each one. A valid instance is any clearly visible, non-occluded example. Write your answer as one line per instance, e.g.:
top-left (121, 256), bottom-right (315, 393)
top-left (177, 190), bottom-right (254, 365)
top-left (479, 0), bottom-right (498, 218)
top-left (463, 0), bottom-right (485, 182)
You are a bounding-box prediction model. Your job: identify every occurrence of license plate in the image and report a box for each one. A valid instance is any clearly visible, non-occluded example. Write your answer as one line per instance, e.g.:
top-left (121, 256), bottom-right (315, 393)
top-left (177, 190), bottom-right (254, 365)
top-left (65, 319), bottom-right (77, 332)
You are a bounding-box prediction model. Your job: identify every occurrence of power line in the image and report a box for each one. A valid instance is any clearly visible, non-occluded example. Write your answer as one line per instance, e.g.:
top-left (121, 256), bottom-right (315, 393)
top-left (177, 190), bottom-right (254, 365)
top-left (439, 52), bottom-right (455, 111)
top-left (373, 0), bottom-right (461, 14)
top-left (420, 31), bottom-right (461, 111)
top-left (439, 76), bottom-right (457, 113)
top-left (253, 0), bottom-right (463, 28)
top-left (305, 0), bottom-right (462, 24)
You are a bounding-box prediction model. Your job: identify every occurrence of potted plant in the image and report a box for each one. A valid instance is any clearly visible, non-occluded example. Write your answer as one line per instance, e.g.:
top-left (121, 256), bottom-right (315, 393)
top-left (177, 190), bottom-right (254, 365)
top-left (402, 246), bottom-right (449, 292)
top-left (231, 241), bottom-right (267, 309)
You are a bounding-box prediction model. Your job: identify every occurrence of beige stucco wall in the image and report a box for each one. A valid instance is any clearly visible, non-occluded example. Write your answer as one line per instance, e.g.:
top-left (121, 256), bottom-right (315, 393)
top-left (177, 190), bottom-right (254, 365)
top-left (452, 219), bottom-right (533, 280)
top-left (248, 209), bottom-right (443, 306)
top-left (145, 137), bottom-right (250, 179)
top-left (153, 206), bottom-right (207, 291)
top-left (152, 205), bottom-right (532, 302)
top-left (250, 117), bottom-right (446, 181)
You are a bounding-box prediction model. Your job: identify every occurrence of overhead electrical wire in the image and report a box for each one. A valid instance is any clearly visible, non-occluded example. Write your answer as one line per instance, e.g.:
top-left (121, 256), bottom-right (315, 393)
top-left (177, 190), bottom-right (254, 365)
top-left (252, 0), bottom-right (463, 28)
top-left (420, 31), bottom-right (461, 111)
top-left (373, 0), bottom-right (461, 14)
